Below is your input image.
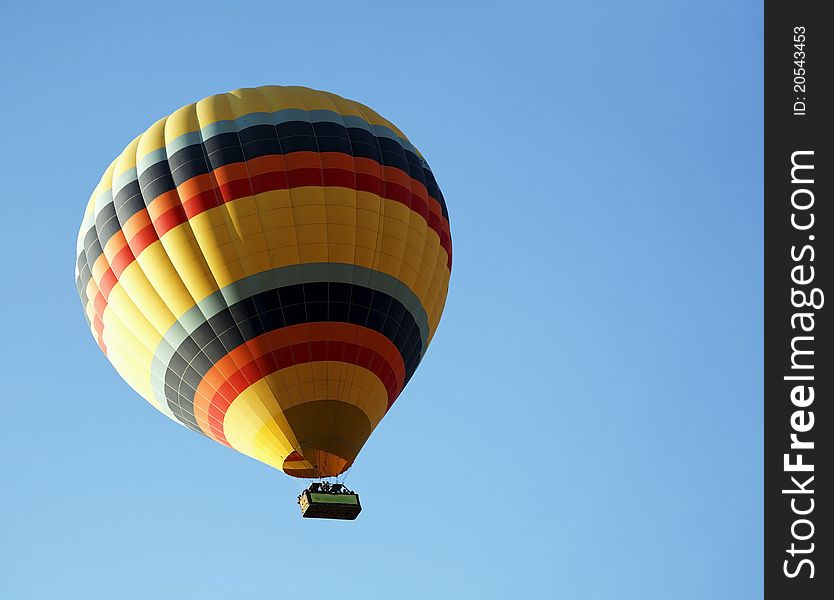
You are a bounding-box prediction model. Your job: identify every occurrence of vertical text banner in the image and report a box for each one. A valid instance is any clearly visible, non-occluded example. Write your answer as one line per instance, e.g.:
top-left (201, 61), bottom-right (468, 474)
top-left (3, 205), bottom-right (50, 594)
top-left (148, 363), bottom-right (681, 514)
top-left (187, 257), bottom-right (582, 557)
top-left (765, 0), bottom-right (832, 597)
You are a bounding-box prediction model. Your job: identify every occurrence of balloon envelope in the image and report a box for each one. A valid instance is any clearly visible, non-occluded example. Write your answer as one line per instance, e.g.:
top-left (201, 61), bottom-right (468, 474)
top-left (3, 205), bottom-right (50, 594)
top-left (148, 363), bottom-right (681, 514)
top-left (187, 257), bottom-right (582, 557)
top-left (75, 86), bottom-right (451, 478)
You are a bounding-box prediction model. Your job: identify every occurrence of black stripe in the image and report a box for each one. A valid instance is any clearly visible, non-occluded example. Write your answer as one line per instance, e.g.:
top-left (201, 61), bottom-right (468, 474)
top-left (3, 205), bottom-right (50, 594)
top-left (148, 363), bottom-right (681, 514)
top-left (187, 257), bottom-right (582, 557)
top-left (113, 181), bottom-right (145, 224)
top-left (424, 169), bottom-right (448, 220)
top-left (94, 202), bottom-right (121, 245)
top-left (76, 245), bottom-right (96, 318)
top-left (80, 119), bottom-right (449, 254)
top-left (167, 143), bottom-right (209, 175)
top-left (76, 249), bottom-right (89, 277)
top-left (163, 282), bottom-right (423, 433)
top-left (84, 235), bottom-right (103, 269)
top-left (76, 211), bottom-right (109, 307)
top-left (76, 264), bottom-right (90, 295)
top-left (76, 272), bottom-right (88, 308)
top-left (126, 120), bottom-right (446, 225)
top-left (82, 225), bottom-right (99, 255)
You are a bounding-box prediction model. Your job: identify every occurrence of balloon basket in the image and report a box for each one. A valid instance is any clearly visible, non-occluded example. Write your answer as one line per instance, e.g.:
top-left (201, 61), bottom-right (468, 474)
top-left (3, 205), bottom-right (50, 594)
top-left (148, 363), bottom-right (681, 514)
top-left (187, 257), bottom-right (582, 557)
top-left (297, 483), bottom-right (362, 520)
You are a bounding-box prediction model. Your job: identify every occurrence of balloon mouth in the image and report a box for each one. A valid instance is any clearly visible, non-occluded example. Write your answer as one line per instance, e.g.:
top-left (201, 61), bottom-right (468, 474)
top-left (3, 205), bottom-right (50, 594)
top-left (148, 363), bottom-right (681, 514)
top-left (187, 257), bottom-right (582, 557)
top-left (277, 400), bottom-right (372, 478)
top-left (282, 449), bottom-right (353, 479)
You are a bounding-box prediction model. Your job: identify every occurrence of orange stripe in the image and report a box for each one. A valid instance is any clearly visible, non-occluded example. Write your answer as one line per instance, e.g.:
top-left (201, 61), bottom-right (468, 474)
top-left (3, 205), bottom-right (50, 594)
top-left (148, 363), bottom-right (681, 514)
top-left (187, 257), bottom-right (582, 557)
top-left (191, 322), bottom-right (405, 444)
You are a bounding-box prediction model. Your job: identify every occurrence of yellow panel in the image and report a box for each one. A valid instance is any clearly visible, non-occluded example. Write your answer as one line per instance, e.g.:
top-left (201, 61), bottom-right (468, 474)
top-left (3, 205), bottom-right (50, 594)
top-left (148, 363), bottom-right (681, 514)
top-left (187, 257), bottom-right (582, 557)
top-left (223, 378), bottom-right (297, 465)
top-left (102, 285), bottom-right (163, 352)
top-left (162, 104), bottom-right (200, 147)
top-left (262, 362), bottom-right (388, 425)
top-left (289, 186), bottom-right (326, 207)
top-left (295, 223), bottom-right (327, 245)
top-left (268, 246), bottom-right (302, 266)
top-left (292, 205), bottom-right (327, 225)
top-left (356, 191), bottom-right (383, 213)
top-left (353, 246), bottom-right (376, 267)
top-left (256, 189), bottom-right (293, 212)
top-left (222, 360), bottom-right (390, 467)
top-left (226, 195), bottom-right (260, 219)
top-left (259, 208), bottom-right (297, 234)
top-left (328, 244), bottom-right (355, 264)
top-left (100, 315), bottom-right (158, 409)
top-left (227, 86), bottom-right (273, 118)
top-left (231, 221), bottom-right (269, 255)
top-left (195, 93), bottom-right (236, 130)
top-left (356, 208), bottom-right (382, 231)
top-left (326, 223), bottom-right (356, 245)
top-left (381, 215), bottom-right (409, 242)
top-left (376, 254), bottom-right (403, 278)
top-left (115, 262), bottom-right (177, 334)
top-left (209, 222), bottom-right (233, 246)
top-left (298, 243), bottom-right (329, 263)
top-left (239, 251), bottom-right (271, 273)
top-left (355, 226), bottom-right (379, 252)
top-left (397, 263), bottom-right (419, 289)
top-left (111, 135), bottom-right (141, 179)
top-left (325, 204), bottom-right (356, 226)
top-left (158, 227), bottom-right (222, 299)
top-left (380, 237), bottom-right (407, 261)
top-left (137, 115), bottom-right (170, 160)
top-left (321, 187), bottom-right (357, 208)
top-left (381, 201), bottom-right (412, 225)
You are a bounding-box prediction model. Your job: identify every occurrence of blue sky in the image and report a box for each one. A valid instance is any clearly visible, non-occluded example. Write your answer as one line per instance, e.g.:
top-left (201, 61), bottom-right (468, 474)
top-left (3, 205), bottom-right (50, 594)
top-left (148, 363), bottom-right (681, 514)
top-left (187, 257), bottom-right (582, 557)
top-left (0, 1), bottom-right (762, 598)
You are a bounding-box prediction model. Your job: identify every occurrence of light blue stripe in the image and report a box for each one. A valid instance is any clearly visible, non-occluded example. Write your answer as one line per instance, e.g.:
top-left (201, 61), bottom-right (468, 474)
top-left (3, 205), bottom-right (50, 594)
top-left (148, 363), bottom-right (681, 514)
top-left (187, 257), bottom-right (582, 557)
top-left (306, 109), bottom-right (347, 126)
top-left (147, 358), bottom-right (181, 423)
top-left (199, 119), bottom-right (238, 140)
top-left (341, 115), bottom-right (373, 132)
top-left (150, 321), bottom-right (191, 409)
top-left (93, 188), bottom-right (113, 217)
top-left (162, 131), bottom-right (203, 158)
top-left (237, 111), bottom-right (273, 129)
top-left (137, 147), bottom-right (169, 174)
top-left (272, 108), bottom-right (310, 124)
top-left (370, 124), bottom-right (400, 143)
top-left (112, 168), bottom-right (138, 199)
top-left (89, 184), bottom-right (113, 215)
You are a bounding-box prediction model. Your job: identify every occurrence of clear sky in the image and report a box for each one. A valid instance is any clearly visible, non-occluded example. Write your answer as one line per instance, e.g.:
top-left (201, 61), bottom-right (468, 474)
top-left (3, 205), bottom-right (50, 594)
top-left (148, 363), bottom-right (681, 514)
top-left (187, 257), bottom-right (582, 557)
top-left (0, 1), bottom-right (762, 598)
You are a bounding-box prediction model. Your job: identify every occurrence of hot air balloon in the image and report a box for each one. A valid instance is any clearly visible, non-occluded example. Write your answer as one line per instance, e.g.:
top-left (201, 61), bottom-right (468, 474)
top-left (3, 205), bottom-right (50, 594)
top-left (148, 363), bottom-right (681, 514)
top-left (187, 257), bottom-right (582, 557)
top-left (75, 86), bottom-right (451, 518)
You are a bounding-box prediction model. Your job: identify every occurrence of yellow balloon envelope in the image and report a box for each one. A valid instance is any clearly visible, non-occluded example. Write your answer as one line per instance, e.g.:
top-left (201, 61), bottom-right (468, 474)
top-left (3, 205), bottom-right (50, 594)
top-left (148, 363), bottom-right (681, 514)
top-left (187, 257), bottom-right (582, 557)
top-left (75, 85), bottom-right (451, 478)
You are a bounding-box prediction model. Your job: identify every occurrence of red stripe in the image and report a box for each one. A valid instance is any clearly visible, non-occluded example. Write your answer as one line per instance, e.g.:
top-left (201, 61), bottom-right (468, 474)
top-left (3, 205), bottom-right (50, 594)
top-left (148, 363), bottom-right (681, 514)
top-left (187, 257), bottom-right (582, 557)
top-left (182, 190), bottom-right (223, 218)
top-left (123, 156), bottom-right (452, 269)
top-left (154, 206), bottom-right (188, 238)
top-left (128, 223), bottom-right (161, 252)
top-left (191, 328), bottom-right (403, 447)
top-left (99, 268), bottom-right (117, 300)
top-left (219, 178), bottom-right (254, 204)
top-left (206, 340), bottom-right (398, 445)
top-left (251, 170), bottom-right (287, 193)
top-left (110, 244), bottom-right (135, 278)
top-left (284, 451), bottom-right (305, 462)
top-left (194, 323), bottom-right (405, 419)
